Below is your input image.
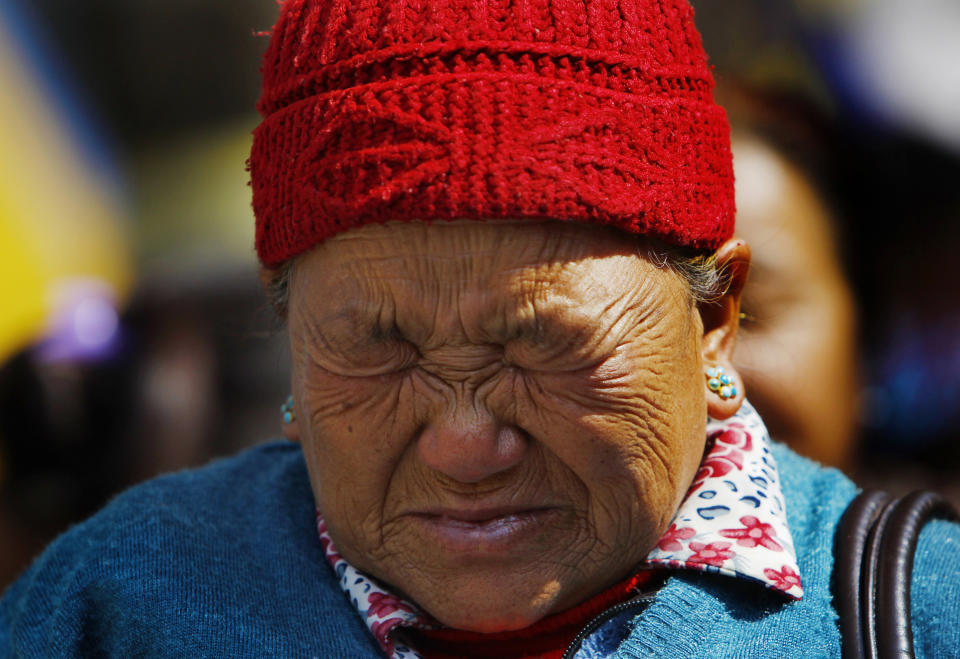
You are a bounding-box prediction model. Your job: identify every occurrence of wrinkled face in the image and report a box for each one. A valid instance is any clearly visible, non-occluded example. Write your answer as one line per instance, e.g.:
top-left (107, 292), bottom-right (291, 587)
top-left (286, 221), bottom-right (713, 632)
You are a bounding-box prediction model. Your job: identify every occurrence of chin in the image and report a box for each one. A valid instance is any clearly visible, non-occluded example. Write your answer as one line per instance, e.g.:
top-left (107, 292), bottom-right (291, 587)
top-left (414, 576), bottom-right (565, 633)
top-left (430, 604), bottom-right (548, 634)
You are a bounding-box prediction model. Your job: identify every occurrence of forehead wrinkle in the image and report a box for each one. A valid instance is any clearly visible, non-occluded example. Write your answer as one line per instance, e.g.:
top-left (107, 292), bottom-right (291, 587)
top-left (471, 259), bottom-right (566, 342)
top-left (301, 222), bottom-right (669, 348)
top-left (377, 254), bottom-right (522, 348)
top-left (477, 254), bottom-right (642, 350)
top-left (516, 258), bottom-right (635, 327)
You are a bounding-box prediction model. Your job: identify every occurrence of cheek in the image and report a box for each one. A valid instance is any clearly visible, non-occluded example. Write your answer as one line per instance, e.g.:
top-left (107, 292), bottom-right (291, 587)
top-left (294, 370), bottom-right (416, 548)
top-left (295, 367), bottom-right (487, 557)
top-left (498, 349), bottom-right (705, 535)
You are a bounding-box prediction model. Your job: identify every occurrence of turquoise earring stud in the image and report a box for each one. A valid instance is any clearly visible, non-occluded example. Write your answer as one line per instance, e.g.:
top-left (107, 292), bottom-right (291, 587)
top-left (706, 366), bottom-right (738, 400)
top-left (281, 395), bottom-right (296, 424)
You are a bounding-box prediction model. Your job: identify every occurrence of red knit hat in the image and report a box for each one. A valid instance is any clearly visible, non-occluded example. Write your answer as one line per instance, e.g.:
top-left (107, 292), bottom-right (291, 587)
top-left (250, 0), bottom-right (734, 268)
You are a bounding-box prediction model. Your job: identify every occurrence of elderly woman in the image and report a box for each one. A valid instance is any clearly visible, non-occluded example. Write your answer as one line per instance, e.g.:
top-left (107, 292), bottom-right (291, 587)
top-left (3, 1), bottom-right (959, 657)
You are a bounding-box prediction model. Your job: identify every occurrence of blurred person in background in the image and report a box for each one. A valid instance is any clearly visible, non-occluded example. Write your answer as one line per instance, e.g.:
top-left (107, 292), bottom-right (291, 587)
top-left (732, 132), bottom-right (859, 470)
top-left (3, 2), bottom-right (959, 658)
top-left (696, 0), bottom-right (960, 496)
top-left (724, 87), bottom-right (860, 471)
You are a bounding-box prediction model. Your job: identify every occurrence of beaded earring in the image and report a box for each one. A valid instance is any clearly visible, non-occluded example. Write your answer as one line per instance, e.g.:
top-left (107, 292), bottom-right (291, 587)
top-left (706, 366), bottom-right (738, 400)
top-left (281, 394), bottom-right (296, 424)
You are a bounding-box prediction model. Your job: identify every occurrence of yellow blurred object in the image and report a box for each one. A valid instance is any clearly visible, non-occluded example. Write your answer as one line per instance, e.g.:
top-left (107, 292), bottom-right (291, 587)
top-left (0, 213), bottom-right (48, 363)
top-left (0, 16), bottom-right (133, 364)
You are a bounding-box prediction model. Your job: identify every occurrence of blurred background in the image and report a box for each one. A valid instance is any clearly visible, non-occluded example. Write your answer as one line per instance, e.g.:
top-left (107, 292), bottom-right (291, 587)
top-left (1, 0), bottom-right (959, 590)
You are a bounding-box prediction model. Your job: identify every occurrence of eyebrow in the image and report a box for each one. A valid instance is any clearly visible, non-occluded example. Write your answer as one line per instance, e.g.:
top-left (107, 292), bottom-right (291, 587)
top-left (309, 304), bottom-right (393, 340)
top-left (309, 286), bottom-right (608, 350)
top-left (315, 306), bottom-right (371, 327)
top-left (496, 299), bottom-right (603, 346)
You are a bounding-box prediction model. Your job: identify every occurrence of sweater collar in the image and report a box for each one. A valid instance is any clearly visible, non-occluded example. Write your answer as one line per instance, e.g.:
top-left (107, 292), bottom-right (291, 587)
top-left (315, 400), bottom-right (802, 658)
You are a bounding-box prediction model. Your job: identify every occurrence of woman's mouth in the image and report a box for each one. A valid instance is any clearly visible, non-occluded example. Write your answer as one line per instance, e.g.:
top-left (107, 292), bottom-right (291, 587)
top-left (407, 507), bottom-right (564, 558)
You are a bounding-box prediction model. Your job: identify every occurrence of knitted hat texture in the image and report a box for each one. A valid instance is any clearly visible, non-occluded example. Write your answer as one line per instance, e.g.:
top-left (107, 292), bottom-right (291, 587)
top-left (250, 0), bottom-right (735, 268)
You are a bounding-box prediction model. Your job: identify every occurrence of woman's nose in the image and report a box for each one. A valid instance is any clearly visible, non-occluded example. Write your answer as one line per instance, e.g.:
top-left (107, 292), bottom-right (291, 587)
top-left (417, 409), bottom-right (527, 483)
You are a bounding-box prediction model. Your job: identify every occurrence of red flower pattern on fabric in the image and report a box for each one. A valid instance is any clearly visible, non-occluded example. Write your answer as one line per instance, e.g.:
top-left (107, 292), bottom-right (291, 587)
top-left (368, 592), bottom-right (415, 619)
top-left (716, 423), bottom-right (754, 452)
top-left (763, 565), bottom-right (802, 592)
top-left (686, 541), bottom-right (734, 567)
top-left (316, 517), bottom-right (343, 565)
top-left (719, 516), bottom-right (783, 551)
top-left (371, 618), bottom-right (401, 648)
top-left (688, 424), bottom-right (753, 494)
top-left (657, 524), bottom-right (697, 552)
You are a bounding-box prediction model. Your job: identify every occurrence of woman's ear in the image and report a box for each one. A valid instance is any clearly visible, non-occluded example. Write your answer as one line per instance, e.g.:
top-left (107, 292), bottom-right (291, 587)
top-left (700, 238), bottom-right (751, 420)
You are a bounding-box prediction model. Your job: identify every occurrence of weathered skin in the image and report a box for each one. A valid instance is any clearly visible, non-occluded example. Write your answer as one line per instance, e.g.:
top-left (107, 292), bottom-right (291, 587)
top-left (281, 220), bottom-right (749, 632)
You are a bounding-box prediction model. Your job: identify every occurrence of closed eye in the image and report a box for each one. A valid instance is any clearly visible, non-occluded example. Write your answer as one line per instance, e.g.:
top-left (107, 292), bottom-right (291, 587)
top-left (301, 320), bottom-right (421, 377)
top-left (503, 320), bottom-right (613, 373)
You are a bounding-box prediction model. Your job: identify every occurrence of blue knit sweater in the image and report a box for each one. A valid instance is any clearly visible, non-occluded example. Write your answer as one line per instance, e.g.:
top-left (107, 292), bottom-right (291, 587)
top-left (2, 441), bottom-right (958, 658)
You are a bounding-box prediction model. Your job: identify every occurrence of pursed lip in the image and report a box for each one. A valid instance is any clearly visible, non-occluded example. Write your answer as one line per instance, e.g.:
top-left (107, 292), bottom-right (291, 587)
top-left (403, 505), bottom-right (565, 557)
top-left (409, 505), bottom-right (559, 523)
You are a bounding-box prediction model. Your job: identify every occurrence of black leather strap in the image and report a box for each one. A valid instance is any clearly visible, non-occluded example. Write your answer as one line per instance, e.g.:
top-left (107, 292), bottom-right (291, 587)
top-left (834, 489), bottom-right (891, 659)
top-left (833, 489), bottom-right (959, 659)
top-left (875, 491), bottom-right (958, 658)
top-left (861, 496), bottom-right (899, 659)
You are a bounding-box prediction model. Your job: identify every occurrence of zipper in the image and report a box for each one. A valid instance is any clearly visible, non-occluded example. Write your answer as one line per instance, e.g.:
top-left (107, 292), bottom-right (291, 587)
top-left (560, 592), bottom-right (658, 659)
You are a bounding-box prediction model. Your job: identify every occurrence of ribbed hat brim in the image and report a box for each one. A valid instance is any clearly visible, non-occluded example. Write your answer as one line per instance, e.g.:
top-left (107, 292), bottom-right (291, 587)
top-left (251, 43), bottom-right (735, 267)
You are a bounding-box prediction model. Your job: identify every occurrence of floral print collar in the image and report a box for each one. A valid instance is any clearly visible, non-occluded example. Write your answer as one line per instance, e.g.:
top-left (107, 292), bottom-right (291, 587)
top-left (640, 400), bottom-right (803, 597)
top-left (315, 400), bottom-right (802, 658)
